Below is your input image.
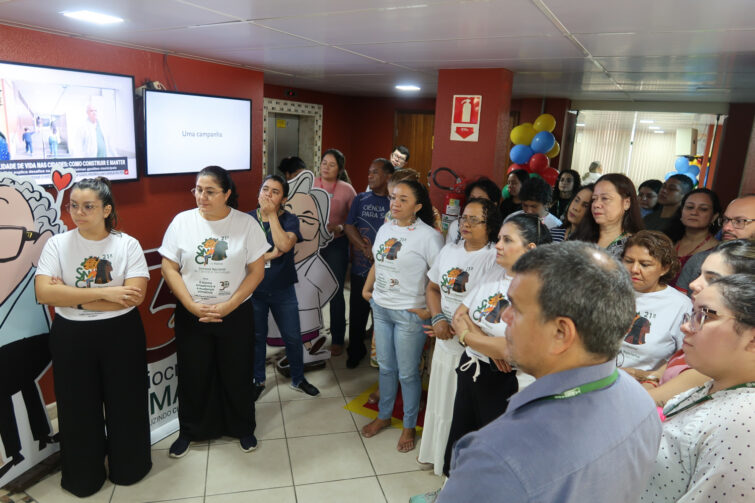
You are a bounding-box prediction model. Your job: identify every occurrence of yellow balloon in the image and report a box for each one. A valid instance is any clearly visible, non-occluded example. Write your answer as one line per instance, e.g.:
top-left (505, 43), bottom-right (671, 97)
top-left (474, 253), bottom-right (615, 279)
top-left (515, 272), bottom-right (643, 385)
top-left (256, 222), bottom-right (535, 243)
top-left (510, 123), bottom-right (536, 145)
top-left (533, 114), bottom-right (556, 133)
top-left (546, 140), bottom-right (560, 158)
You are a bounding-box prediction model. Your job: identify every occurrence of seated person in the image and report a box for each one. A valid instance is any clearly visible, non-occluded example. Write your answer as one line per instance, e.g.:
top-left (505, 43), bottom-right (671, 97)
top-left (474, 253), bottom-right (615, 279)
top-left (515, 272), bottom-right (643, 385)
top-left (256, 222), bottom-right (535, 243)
top-left (643, 174), bottom-right (693, 236)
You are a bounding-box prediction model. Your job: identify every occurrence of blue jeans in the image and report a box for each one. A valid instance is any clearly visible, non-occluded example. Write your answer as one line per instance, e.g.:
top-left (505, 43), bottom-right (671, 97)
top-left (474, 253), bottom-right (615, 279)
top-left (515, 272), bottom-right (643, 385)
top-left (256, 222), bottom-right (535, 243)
top-left (252, 286), bottom-right (304, 386)
top-left (320, 235), bottom-right (349, 345)
top-left (371, 300), bottom-right (427, 429)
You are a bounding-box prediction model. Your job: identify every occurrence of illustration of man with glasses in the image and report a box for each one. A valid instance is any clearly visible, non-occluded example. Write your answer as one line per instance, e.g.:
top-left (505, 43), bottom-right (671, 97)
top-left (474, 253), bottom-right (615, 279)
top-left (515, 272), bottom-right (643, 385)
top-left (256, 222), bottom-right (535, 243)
top-left (0, 175), bottom-right (64, 480)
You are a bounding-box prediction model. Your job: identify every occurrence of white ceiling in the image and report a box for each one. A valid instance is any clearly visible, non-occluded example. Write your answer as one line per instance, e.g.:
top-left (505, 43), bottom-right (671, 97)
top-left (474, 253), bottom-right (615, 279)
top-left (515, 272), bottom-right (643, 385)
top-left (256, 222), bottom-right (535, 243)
top-left (0, 0), bottom-right (753, 102)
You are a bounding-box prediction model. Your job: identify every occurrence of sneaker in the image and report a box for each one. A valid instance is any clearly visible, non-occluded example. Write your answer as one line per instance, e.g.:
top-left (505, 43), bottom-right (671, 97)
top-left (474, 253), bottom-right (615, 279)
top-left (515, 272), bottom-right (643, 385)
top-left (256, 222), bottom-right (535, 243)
top-left (409, 489), bottom-right (440, 503)
top-left (290, 378), bottom-right (320, 396)
top-left (239, 434), bottom-right (258, 452)
top-left (168, 436), bottom-right (191, 458)
top-left (253, 382), bottom-right (265, 402)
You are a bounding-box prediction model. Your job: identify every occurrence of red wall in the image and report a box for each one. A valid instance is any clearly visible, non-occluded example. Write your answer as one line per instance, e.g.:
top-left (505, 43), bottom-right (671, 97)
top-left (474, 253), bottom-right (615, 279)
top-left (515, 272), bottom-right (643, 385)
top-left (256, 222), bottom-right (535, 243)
top-left (265, 85), bottom-right (435, 190)
top-left (1, 24), bottom-right (266, 403)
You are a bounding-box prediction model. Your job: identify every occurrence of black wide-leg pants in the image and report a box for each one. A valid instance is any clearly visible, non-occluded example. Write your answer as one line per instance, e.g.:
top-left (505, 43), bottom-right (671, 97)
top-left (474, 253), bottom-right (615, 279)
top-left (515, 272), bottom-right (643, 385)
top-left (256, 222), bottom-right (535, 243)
top-left (442, 352), bottom-right (518, 476)
top-left (50, 308), bottom-right (152, 497)
top-left (174, 299), bottom-right (255, 441)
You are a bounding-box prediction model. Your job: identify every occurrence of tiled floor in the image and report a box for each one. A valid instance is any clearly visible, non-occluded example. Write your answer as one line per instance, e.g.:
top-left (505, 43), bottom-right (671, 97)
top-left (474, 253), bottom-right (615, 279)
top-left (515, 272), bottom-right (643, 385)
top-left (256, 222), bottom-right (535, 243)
top-left (24, 351), bottom-right (443, 503)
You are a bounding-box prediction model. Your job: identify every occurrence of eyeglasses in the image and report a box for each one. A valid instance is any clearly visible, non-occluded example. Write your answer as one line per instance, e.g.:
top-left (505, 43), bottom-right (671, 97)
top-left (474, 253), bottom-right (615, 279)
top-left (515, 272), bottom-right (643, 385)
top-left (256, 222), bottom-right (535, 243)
top-left (459, 215), bottom-right (486, 226)
top-left (719, 216), bottom-right (754, 229)
top-left (65, 202), bottom-right (101, 214)
top-left (681, 307), bottom-right (737, 332)
top-left (0, 226), bottom-right (41, 263)
top-left (191, 187), bottom-right (222, 198)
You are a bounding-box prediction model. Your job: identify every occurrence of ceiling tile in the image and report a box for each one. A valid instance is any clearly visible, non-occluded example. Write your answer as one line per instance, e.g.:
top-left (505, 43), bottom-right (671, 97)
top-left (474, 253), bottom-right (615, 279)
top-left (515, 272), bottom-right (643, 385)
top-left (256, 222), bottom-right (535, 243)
top-left (596, 54), bottom-right (755, 74)
top-left (400, 57), bottom-right (597, 72)
top-left (545, 0), bottom-right (755, 33)
top-left (577, 30), bottom-right (755, 58)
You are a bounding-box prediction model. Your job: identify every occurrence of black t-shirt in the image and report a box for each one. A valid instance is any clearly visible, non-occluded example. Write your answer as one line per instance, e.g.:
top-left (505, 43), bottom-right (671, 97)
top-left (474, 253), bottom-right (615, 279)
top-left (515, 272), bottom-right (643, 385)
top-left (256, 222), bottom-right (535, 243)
top-left (500, 197), bottom-right (521, 220)
top-left (250, 209), bottom-right (302, 291)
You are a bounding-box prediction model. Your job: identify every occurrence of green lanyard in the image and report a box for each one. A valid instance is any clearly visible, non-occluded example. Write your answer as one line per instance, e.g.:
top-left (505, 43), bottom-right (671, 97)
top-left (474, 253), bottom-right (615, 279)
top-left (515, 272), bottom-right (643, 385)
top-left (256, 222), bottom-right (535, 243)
top-left (538, 369), bottom-right (619, 401)
top-left (256, 209), bottom-right (272, 238)
top-left (664, 381), bottom-right (755, 419)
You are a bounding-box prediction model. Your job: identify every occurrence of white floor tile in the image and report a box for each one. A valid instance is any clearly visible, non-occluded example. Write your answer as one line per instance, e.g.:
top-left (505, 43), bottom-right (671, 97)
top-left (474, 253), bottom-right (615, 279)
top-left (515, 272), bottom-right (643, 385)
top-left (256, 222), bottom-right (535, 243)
top-left (205, 486), bottom-right (296, 502)
top-left (205, 439), bottom-right (292, 495)
top-left (281, 397), bottom-right (355, 437)
top-left (288, 432), bottom-right (374, 485)
top-left (111, 446), bottom-right (207, 503)
top-left (334, 367), bottom-right (379, 396)
top-left (296, 476), bottom-right (386, 503)
top-left (378, 471), bottom-right (444, 503)
top-left (26, 471), bottom-right (114, 503)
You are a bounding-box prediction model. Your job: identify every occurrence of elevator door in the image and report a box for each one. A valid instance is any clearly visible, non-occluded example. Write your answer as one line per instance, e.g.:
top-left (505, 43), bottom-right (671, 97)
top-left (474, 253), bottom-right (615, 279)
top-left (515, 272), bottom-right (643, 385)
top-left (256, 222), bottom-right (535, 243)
top-left (267, 113), bottom-right (300, 175)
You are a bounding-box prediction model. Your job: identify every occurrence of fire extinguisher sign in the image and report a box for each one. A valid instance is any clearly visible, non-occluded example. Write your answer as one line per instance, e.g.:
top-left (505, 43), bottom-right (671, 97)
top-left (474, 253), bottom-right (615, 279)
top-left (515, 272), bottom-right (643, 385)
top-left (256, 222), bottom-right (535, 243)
top-left (450, 95), bottom-right (482, 142)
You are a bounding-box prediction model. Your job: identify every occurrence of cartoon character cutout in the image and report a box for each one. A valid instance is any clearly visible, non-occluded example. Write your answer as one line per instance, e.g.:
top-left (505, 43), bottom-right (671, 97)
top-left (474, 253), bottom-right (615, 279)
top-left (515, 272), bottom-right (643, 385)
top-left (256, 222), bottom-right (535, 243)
top-left (375, 238), bottom-right (402, 261)
top-left (473, 292), bottom-right (510, 324)
top-left (195, 237), bottom-right (228, 265)
top-left (625, 315), bottom-right (651, 345)
top-left (0, 173), bottom-right (66, 483)
top-left (441, 267), bottom-right (470, 294)
top-left (267, 170), bottom-right (337, 372)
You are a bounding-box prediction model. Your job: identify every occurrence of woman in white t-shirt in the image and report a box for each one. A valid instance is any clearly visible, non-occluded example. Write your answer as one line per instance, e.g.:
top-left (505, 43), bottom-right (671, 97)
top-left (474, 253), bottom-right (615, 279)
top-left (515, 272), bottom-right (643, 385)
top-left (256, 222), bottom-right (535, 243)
top-left (35, 177), bottom-right (151, 497)
top-left (360, 180), bottom-right (444, 453)
top-left (619, 231), bottom-right (691, 373)
top-left (159, 166), bottom-right (268, 458)
top-left (443, 213), bottom-right (552, 477)
top-left (418, 198), bottom-right (501, 475)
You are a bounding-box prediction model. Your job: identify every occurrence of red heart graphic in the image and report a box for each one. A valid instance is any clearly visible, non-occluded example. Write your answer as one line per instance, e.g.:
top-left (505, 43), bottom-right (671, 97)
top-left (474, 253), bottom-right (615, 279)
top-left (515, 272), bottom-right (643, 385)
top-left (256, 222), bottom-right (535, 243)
top-left (52, 170), bottom-right (72, 191)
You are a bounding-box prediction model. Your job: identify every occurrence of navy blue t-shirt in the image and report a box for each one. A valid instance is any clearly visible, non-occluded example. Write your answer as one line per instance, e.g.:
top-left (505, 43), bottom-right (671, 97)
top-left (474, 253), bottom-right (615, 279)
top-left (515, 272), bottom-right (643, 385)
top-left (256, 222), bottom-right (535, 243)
top-left (346, 191), bottom-right (390, 277)
top-left (250, 209), bottom-right (302, 292)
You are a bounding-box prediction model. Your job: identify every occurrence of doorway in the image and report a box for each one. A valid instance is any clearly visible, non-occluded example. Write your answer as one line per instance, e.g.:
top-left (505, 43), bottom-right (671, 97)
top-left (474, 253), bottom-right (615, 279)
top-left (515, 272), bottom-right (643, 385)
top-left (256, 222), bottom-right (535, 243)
top-left (267, 113), bottom-right (300, 175)
top-left (394, 111), bottom-right (435, 185)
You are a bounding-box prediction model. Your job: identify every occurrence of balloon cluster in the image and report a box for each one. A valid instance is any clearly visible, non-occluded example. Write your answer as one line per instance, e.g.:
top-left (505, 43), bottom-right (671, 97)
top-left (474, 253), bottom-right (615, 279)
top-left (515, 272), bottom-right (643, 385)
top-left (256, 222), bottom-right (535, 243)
top-left (665, 157), bottom-right (700, 186)
top-left (508, 114), bottom-right (560, 186)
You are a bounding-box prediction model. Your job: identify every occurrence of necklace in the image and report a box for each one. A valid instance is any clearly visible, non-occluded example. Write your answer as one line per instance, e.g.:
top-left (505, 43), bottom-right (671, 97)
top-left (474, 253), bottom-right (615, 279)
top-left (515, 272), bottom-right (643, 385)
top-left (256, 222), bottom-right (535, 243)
top-left (675, 234), bottom-right (713, 257)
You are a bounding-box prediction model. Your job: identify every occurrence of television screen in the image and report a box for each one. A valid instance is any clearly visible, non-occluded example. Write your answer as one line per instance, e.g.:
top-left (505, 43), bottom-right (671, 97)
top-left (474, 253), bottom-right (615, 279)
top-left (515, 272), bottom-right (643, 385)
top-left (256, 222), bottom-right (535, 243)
top-left (0, 60), bottom-right (137, 184)
top-left (144, 90), bottom-right (251, 176)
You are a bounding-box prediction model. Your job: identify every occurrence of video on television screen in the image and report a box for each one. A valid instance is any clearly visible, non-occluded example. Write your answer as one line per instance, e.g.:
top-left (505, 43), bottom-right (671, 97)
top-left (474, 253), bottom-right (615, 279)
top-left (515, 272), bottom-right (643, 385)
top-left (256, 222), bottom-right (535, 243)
top-left (144, 90), bottom-right (251, 176)
top-left (0, 60), bottom-right (137, 185)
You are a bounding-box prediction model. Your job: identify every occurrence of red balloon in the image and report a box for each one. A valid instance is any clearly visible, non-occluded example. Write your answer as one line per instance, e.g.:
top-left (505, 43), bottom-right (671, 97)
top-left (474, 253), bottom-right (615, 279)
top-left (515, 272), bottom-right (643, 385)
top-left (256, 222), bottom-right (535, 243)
top-left (528, 153), bottom-right (549, 174)
top-left (542, 167), bottom-right (559, 186)
top-left (507, 163), bottom-right (518, 175)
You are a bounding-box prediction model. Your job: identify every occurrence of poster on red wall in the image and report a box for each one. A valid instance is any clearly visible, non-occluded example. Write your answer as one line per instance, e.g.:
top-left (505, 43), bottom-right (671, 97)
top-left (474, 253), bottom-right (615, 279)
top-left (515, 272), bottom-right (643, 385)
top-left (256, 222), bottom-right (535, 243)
top-left (450, 95), bottom-right (482, 142)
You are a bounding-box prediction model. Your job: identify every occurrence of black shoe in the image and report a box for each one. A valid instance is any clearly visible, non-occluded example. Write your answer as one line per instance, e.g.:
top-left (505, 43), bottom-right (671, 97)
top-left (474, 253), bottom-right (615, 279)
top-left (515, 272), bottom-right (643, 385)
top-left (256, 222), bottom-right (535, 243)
top-left (168, 436), bottom-right (191, 458)
top-left (346, 346), bottom-right (367, 369)
top-left (239, 434), bottom-right (258, 452)
top-left (253, 382), bottom-right (266, 402)
top-left (290, 378), bottom-right (320, 396)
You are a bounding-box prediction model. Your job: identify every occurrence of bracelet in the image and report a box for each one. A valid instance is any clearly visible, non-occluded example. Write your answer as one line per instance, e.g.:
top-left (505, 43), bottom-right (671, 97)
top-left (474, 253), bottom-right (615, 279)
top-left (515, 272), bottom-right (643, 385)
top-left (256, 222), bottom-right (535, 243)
top-left (431, 313), bottom-right (446, 326)
top-left (640, 380), bottom-right (659, 388)
top-left (458, 329), bottom-right (470, 346)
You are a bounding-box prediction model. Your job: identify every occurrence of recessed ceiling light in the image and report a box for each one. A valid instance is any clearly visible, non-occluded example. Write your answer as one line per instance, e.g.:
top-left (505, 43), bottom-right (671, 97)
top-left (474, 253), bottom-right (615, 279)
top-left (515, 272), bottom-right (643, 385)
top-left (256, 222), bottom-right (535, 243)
top-left (640, 120), bottom-right (654, 124)
top-left (62, 10), bottom-right (124, 25)
top-left (654, 130), bottom-right (665, 134)
top-left (648, 126), bottom-right (660, 130)
top-left (576, 123), bottom-right (585, 127)
top-left (395, 84), bottom-right (421, 92)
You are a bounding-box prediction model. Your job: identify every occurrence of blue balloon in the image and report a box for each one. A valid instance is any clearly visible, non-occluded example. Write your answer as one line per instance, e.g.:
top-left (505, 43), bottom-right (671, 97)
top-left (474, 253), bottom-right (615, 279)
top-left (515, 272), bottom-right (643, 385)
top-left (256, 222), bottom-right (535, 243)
top-left (674, 157), bottom-right (690, 173)
top-left (510, 144), bottom-right (534, 165)
top-left (664, 171), bottom-right (677, 180)
top-left (686, 164), bottom-right (700, 177)
top-left (530, 131), bottom-right (556, 154)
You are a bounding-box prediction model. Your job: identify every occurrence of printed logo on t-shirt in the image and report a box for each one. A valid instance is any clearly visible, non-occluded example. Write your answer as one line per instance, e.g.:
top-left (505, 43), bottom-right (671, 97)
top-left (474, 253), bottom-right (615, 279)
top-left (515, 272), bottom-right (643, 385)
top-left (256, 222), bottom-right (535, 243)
top-left (195, 237), bottom-right (229, 265)
top-left (472, 292), bottom-right (509, 324)
top-left (75, 256), bottom-right (113, 287)
top-left (441, 267), bottom-right (470, 294)
top-left (375, 238), bottom-right (403, 262)
top-left (624, 314), bottom-right (651, 345)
